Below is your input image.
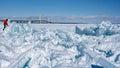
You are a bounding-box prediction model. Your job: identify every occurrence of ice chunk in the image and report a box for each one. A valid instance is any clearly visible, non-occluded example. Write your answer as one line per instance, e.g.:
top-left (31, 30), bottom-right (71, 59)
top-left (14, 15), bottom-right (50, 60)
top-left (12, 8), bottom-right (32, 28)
top-left (83, 27), bottom-right (96, 35)
top-left (114, 54), bottom-right (120, 63)
top-left (105, 50), bottom-right (114, 57)
top-left (95, 57), bottom-right (118, 68)
top-left (84, 48), bottom-right (118, 68)
top-left (91, 64), bottom-right (104, 68)
top-left (75, 26), bottom-right (83, 35)
top-left (23, 58), bottom-right (31, 68)
top-left (0, 60), bottom-right (10, 68)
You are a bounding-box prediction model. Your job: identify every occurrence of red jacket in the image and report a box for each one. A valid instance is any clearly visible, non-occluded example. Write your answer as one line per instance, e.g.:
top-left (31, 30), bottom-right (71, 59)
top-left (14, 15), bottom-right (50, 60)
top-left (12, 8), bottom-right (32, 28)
top-left (3, 20), bottom-right (8, 25)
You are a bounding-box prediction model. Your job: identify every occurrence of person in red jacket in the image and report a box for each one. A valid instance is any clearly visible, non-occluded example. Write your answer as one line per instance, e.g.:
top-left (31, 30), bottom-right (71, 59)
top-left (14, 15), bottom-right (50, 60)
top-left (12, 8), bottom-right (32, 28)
top-left (3, 19), bottom-right (8, 31)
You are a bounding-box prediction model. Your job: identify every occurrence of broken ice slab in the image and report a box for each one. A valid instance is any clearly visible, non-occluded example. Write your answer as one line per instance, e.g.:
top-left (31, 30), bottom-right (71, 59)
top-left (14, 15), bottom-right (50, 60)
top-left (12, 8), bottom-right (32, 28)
top-left (91, 64), bottom-right (104, 68)
top-left (114, 54), bottom-right (120, 63)
top-left (84, 48), bottom-right (118, 68)
top-left (105, 50), bottom-right (114, 57)
top-left (95, 57), bottom-right (118, 68)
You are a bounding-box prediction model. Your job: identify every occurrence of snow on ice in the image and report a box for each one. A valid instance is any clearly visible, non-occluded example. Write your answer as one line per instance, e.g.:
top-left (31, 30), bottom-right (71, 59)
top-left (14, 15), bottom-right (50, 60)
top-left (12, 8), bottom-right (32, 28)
top-left (0, 21), bottom-right (120, 68)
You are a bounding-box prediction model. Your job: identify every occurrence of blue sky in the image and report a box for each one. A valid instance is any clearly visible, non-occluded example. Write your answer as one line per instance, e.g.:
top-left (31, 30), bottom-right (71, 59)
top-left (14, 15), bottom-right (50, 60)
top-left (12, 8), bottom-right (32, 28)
top-left (0, 0), bottom-right (120, 16)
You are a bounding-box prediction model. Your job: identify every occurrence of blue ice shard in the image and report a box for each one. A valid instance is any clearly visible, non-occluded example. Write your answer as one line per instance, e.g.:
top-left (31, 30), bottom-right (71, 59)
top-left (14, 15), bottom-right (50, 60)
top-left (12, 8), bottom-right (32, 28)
top-left (91, 64), bottom-right (104, 68)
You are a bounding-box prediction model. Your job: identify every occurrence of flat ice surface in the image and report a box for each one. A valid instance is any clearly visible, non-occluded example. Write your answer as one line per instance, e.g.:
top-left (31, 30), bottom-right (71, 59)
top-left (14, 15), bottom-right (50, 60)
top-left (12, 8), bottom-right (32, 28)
top-left (0, 21), bottom-right (120, 68)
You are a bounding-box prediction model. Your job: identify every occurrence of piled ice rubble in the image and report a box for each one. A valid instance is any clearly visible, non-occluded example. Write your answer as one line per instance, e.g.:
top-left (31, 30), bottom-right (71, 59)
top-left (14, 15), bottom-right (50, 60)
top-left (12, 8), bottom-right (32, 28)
top-left (76, 21), bottom-right (120, 36)
top-left (0, 21), bottom-right (120, 68)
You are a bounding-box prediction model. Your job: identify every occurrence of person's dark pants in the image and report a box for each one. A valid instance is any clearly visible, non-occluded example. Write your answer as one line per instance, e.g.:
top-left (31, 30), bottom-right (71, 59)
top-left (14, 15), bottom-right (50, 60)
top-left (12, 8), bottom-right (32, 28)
top-left (3, 25), bottom-right (7, 31)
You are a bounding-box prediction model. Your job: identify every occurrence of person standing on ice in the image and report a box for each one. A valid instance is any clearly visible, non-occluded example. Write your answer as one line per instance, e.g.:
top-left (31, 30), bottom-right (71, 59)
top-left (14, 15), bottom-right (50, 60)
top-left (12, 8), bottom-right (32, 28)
top-left (3, 19), bottom-right (8, 31)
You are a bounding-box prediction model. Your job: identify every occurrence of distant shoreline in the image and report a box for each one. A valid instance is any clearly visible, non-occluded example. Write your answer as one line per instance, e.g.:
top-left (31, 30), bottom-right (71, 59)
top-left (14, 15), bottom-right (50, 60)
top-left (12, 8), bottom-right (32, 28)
top-left (0, 20), bottom-right (120, 24)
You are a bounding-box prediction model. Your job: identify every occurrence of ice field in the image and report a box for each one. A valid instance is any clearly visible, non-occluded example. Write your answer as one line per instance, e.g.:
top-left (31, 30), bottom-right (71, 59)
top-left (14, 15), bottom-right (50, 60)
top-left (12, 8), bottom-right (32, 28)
top-left (0, 21), bottom-right (120, 68)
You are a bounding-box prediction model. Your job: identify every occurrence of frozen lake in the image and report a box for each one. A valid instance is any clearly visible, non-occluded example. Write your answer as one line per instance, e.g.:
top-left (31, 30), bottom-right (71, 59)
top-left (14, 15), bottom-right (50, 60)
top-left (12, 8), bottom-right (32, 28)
top-left (0, 21), bottom-right (120, 68)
